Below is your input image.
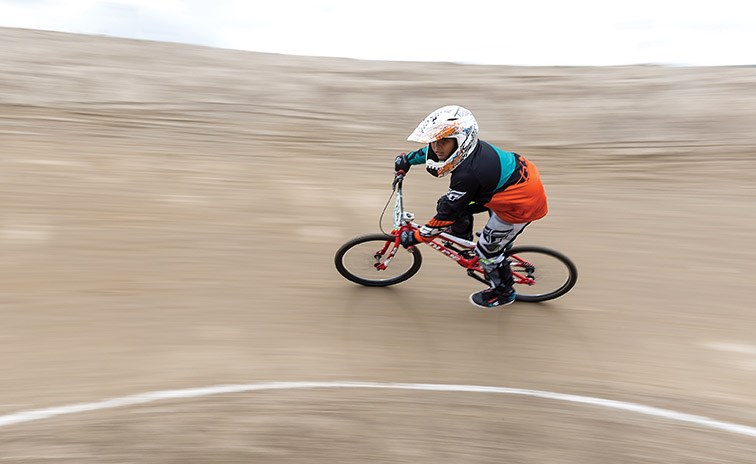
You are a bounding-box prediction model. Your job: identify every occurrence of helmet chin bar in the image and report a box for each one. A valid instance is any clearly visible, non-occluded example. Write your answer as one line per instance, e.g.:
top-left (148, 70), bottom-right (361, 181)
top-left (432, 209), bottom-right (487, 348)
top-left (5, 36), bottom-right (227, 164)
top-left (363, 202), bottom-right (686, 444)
top-left (425, 165), bottom-right (441, 177)
top-left (425, 136), bottom-right (466, 178)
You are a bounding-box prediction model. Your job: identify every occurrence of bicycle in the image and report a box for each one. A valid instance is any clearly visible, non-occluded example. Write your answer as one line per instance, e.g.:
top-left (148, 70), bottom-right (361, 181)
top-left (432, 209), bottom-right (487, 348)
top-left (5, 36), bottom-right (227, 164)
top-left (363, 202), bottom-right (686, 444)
top-left (334, 173), bottom-right (577, 302)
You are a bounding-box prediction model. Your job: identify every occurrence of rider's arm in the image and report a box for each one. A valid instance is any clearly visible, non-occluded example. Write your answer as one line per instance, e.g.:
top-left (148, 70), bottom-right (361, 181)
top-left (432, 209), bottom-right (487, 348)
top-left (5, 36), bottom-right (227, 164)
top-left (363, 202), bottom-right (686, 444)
top-left (395, 147), bottom-right (426, 173)
top-left (414, 172), bottom-right (479, 242)
top-left (405, 146), bottom-right (427, 165)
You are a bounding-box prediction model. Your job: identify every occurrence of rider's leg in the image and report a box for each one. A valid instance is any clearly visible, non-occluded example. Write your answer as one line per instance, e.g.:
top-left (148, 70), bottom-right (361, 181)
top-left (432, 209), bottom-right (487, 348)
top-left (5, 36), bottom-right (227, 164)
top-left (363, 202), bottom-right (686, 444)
top-left (448, 203), bottom-right (489, 241)
top-left (448, 212), bottom-right (473, 241)
top-left (469, 214), bottom-right (530, 308)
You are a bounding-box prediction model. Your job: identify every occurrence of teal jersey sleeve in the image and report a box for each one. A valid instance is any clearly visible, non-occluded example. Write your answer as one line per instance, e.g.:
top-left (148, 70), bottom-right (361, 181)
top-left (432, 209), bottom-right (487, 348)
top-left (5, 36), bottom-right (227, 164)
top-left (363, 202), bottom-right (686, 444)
top-left (406, 146), bottom-right (427, 165)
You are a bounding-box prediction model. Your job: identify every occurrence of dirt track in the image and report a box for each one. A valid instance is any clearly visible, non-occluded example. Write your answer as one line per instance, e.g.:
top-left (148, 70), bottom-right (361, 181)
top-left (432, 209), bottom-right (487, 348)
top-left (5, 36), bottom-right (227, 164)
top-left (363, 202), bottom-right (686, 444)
top-left (1, 27), bottom-right (755, 462)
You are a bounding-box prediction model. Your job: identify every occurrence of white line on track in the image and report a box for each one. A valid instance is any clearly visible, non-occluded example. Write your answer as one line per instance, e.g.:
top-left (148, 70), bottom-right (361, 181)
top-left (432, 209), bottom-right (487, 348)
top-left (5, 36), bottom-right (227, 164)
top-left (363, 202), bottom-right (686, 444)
top-left (1, 381), bottom-right (755, 438)
top-left (703, 342), bottom-right (756, 356)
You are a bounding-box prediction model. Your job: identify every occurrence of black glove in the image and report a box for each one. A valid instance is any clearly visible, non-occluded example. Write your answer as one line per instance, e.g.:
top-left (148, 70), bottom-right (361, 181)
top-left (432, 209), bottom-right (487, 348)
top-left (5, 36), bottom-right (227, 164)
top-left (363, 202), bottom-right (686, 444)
top-left (399, 229), bottom-right (419, 248)
top-left (394, 153), bottom-right (411, 173)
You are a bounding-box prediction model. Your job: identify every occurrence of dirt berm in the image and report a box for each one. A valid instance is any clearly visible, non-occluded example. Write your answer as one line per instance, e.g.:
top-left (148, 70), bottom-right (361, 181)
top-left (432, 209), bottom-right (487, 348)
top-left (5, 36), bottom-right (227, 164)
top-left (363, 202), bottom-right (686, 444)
top-left (1, 27), bottom-right (755, 462)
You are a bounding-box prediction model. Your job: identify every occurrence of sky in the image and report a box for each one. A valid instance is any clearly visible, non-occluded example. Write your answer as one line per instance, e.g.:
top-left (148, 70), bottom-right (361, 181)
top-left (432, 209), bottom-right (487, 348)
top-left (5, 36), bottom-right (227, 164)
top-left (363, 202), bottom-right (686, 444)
top-left (0, 0), bottom-right (754, 66)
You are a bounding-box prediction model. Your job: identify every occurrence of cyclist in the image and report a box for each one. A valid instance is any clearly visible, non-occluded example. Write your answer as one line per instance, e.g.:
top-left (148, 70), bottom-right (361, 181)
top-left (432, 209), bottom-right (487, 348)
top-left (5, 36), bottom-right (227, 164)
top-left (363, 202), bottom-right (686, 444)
top-left (394, 105), bottom-right (548, 308)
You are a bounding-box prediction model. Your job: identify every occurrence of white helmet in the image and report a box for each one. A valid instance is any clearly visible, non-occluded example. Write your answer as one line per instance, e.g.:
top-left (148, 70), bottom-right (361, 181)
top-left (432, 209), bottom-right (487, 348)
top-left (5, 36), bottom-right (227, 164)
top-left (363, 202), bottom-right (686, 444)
top-left (407, 105), bottom-right (479, 177)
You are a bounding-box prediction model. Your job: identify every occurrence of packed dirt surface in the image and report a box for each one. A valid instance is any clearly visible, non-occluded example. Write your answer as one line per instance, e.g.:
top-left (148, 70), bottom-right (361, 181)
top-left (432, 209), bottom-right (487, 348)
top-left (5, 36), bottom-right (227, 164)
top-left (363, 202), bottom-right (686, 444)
top-left (1, 27), bottom-right (755, 462)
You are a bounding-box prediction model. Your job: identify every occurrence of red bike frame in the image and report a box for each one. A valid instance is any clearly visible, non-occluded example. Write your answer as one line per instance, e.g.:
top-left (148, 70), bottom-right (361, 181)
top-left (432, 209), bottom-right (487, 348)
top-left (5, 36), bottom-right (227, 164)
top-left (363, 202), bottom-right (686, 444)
top-left (387, 173), bottom-right (535, 286)
top-left (390, 226), bottom-right (536, 287)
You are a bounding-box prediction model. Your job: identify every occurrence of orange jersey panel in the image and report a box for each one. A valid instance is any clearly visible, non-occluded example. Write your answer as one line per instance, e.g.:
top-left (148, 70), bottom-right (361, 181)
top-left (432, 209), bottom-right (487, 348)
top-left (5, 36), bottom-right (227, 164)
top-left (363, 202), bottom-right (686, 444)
top-left (484, 155), bottom-right (548, 224)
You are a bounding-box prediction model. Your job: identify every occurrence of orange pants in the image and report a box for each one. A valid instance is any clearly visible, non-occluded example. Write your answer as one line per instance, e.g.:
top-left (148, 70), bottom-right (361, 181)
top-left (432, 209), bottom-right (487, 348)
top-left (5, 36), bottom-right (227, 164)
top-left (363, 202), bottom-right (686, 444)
top-left (484, 155), bottom-right (548, 224)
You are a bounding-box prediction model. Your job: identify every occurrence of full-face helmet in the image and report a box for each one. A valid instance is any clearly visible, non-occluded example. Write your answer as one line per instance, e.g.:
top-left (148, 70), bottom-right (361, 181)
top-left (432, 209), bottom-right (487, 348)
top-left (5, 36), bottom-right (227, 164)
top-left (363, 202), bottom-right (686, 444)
top-left (407, 105), bottom-right (479, 177)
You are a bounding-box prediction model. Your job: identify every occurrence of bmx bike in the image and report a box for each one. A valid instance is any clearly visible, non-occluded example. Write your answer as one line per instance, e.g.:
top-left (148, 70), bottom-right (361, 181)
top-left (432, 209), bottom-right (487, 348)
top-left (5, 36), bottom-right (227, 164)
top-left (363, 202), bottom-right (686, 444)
top-left (334, 173), bottom-right (577, 302)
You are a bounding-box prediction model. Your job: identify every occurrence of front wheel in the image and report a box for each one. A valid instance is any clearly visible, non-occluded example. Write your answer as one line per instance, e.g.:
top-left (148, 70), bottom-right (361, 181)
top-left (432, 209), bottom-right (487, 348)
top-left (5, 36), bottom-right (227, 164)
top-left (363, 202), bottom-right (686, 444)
top-left (507, 246), bottom-right (578, 302)
top-left (335, 233), bottom-right (423, 287)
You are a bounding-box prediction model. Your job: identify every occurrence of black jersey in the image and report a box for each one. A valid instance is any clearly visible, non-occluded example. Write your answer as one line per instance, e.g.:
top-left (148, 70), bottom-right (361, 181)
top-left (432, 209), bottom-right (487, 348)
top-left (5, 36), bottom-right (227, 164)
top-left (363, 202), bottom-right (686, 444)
top-left (406, 140), bottom-right (523, 224)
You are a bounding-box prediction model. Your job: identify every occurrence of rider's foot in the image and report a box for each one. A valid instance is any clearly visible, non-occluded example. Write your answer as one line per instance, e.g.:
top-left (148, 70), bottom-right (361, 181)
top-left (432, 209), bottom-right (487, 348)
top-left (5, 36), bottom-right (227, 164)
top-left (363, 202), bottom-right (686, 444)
top-left (469, 287), bottom-right (516, 308)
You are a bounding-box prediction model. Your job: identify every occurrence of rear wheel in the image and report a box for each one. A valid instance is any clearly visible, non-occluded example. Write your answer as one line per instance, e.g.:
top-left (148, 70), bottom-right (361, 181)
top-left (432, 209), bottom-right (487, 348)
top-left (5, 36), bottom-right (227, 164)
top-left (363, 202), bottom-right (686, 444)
top-left (334, 234), bottom-right (423, 287)
top-left (507, 246), bottom-right (577, 302)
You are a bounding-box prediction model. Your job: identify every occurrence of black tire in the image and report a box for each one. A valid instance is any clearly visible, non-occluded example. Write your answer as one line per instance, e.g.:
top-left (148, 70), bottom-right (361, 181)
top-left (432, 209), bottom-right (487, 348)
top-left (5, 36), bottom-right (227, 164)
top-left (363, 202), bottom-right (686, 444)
top-left (507, 246), bottom-right (578, 302)
top-left (335, 234), bottom-right (423, 287)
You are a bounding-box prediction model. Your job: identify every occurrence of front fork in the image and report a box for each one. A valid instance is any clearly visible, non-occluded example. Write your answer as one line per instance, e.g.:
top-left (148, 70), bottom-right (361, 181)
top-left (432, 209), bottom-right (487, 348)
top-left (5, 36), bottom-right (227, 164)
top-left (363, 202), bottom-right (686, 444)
top-left (373, 228), bottom-right (409, 270)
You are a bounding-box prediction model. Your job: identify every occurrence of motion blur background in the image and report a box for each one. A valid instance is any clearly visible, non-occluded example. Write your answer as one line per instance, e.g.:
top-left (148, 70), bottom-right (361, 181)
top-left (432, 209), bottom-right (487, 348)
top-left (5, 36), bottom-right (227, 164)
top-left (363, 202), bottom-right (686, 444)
top-left (0, 1), bottom-right (755, 462)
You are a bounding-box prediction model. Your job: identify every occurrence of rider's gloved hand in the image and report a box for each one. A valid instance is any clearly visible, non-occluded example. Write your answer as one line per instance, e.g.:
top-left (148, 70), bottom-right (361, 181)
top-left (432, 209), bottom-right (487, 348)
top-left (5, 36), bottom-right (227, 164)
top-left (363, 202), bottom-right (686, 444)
top-left (394, 153), bottom-right (411, 173)
top-left (399, 229), bottom-right (420, 248)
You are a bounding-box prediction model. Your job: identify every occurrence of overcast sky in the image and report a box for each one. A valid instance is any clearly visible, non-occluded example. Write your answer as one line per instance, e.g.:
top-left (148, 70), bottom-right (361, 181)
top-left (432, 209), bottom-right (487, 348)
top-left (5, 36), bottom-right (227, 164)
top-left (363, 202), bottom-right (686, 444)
top-left (1, 0), bottom-right (754, 66)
